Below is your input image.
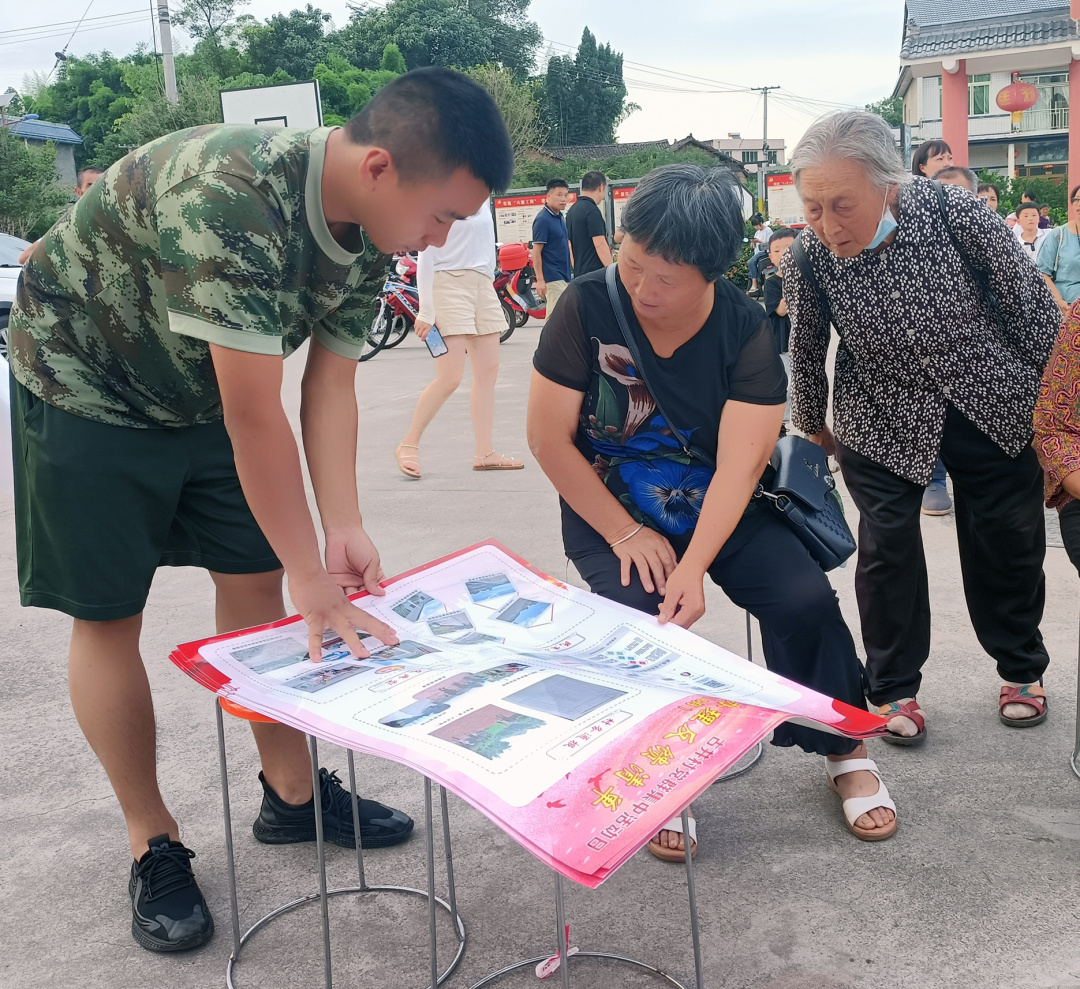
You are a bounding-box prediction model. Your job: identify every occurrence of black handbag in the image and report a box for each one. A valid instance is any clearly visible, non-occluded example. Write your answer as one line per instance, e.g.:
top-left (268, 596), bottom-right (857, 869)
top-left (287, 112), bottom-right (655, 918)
top-left (603, 264), bottom-right (856, 572)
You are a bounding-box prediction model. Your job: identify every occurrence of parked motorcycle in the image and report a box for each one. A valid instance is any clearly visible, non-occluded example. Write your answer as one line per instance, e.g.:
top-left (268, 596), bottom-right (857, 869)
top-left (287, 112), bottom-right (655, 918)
top-left (361, 252), bottom-right (418, 361)
top-left (493, 243), bottom-right (545, 343)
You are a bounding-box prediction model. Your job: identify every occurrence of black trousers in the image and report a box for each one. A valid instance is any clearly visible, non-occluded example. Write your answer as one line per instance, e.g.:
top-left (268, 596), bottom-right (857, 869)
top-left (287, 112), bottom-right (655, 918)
top-left (1059, 500), bottom-right (1080, 575)
top-left (567, 499), bottom-right (863, 757)
top-left (837, 405), bottom-right (1049, 705)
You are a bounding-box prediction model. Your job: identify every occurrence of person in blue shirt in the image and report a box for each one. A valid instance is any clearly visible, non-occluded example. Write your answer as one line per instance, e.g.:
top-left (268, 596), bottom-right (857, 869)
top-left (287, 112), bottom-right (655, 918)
top-left (531, 178), bottom-right (572, 314)
top-left (1038, 184), bottom-right (1080, 317)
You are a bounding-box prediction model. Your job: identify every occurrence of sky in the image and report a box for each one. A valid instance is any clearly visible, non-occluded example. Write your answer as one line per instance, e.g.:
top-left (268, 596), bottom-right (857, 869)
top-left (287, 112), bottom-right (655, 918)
top-left (0, 0), bottom-right (905, 149)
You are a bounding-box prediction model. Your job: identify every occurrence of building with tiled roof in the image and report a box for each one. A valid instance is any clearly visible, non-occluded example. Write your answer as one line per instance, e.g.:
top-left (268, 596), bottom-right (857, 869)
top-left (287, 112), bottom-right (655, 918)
top-left (1, 114), bottom-right (83, 186)
top-left (542, 135), bottom-right (748, 181)
top-left (893, 0), bottom-right (1080, 189)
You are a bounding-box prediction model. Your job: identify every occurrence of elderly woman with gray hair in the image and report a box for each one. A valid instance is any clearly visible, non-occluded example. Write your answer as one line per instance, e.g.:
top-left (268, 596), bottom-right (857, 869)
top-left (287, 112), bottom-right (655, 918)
top-left (782, 111), bottom-right (1059, 743)
top-left (527, 164), bottom-right (898, 860)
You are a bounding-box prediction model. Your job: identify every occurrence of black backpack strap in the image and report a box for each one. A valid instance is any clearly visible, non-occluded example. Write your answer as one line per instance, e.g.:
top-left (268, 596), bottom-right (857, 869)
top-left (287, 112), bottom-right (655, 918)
top-left (603, 265), bottom-right (716, 469)
top-left (788, 232), bottom-right (832, 329)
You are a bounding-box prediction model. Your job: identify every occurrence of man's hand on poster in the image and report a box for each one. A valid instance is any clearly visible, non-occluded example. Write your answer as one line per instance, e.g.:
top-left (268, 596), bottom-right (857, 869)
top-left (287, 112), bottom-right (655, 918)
top-left (656, 562), bottom-right (706, 629)
top-left (611, 525), bottom-right (676, 595)
top-left (290, 567), bottom-right (399, 664)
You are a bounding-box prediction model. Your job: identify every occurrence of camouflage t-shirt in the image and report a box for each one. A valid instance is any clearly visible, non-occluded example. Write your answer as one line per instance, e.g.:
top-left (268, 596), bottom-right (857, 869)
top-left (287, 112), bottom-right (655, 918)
top-left (10, 124), bottom-right (386, 428)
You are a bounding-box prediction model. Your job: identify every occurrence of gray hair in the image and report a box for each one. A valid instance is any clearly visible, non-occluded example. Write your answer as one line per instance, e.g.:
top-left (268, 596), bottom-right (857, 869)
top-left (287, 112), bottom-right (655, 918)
top-left (790, 110), bottom-right (911, 193)
top-left (620, 164), bottom-right (744, 282)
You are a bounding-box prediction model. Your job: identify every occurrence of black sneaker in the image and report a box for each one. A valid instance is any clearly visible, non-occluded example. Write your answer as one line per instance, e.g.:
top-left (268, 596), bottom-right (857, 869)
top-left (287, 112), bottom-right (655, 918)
top-left (252, 768), bottom-right (414, 849)
top-left (129, 835), bottom-right (214, 952)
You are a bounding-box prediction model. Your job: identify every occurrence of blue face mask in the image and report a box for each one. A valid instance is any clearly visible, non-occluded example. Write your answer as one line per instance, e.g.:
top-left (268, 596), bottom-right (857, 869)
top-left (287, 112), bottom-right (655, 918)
top-left (864, 192), bottom-right (897, 252)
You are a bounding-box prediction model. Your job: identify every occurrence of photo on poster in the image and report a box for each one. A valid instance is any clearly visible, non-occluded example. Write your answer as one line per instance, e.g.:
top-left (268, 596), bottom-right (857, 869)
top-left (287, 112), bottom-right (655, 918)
top-left (231, 636), bottom-right (310, 675)
top-left (431, 705), bottom-right (546, 761)
top-left (505, 675), bottom-right (626, 721)
top-left (392, 590), bottom-right (444, 623)
top-left (283, 662), bottom-right (366, 693)
top-left (369, 640), bottom-right (441, 663)
top-left (494, 597), bottom-right (553, 628)
top-left (319, 630), bottom-right (352, 663)
top-left (466, 572), bottom-right (516, 605)
top-left (379, 699), bottom-right (451, 728)
top-left (428, 610), bottom-right (475, 637)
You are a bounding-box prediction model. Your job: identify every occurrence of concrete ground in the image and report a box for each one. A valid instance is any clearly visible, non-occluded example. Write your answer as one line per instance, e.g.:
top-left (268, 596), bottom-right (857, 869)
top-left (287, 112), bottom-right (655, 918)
top-left (1, 323), bottom-right (1079, 989)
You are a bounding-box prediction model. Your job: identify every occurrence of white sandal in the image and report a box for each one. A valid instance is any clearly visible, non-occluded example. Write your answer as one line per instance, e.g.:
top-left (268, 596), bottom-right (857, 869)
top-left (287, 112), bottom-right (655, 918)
top-left (647, 813), bottom-right (697, 862)
top-left (825, 757), bottom-right (897, 842)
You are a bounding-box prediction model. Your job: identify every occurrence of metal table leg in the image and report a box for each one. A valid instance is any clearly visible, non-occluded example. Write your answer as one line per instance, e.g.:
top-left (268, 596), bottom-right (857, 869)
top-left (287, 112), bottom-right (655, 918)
top-left (1073, 618), bottom-right (1080, 780)
top-left (216, 701), bottom-right (468, 988)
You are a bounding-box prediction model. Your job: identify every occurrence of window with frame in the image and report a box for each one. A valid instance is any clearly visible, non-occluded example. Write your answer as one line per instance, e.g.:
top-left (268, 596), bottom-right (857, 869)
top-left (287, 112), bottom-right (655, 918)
top-left (741, 150), bottom-right (759, 164)
top-left (969, 74), bottom-right (990, 116)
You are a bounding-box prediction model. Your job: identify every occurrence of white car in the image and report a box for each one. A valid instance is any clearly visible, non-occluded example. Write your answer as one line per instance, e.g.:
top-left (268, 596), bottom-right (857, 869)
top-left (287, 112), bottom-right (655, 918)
top-left (0, 231), bottom-right (30, 360)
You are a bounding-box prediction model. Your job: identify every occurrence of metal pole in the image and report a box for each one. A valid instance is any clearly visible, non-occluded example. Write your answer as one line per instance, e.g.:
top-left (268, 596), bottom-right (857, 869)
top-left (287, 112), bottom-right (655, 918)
top-left (681, 808), bottom-right (705, 989)
top-left (307, 735), bottom-right (333, 989)
top-left (554, 874), bottom-right (571, 989)
top-left (439, 787), bottom-right (461, 937)
top-left (751, 86), bottom-right (780, 216)
top-left (425, 779), bottom-right (440, 989)
top-left (346, 751), bottom-right (368, 891)
top-left (215, 702), bottom-right (242, 960)
top-left (156, 0), bottom-right (179, 105)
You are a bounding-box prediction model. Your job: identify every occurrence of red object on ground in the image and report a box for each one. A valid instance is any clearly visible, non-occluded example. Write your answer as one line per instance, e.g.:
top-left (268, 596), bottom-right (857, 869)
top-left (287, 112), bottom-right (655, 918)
top-left (497, 242), bottom-right (530, 271)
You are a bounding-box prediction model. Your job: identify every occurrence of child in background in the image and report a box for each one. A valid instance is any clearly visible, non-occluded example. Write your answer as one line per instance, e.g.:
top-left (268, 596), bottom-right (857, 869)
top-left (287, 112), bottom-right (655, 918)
top-left (762, 227), bottom-right (798, 424)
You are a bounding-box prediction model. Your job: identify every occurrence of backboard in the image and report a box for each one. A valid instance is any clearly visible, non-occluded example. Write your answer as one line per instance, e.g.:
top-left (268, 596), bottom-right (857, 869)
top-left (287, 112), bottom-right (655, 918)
top-left (219, 80), bottom-right (323, 129)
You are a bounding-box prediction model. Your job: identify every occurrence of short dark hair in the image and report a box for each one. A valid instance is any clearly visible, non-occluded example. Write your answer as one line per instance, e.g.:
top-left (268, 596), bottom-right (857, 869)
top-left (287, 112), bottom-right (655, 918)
top-left (1039, 203), bottom-right (1050, 210)
top-left (769, 226), bottom-right (799, 243)
top-left (76, 167), bottom-right (103, 185)
top-left (620, 164), bottom-right (744, 283)
top-left (911, 139), bottom-right (951, 177)
top-left (546, 178), bottom-right (569, 192)
top-left (581, 170), bottom-right (606, 192)
top-left (345, 67), bottom-right (513, 192)
top-left (1016, 202), bottom-right (1040, 217)
top-left (1021, 190), bottom-right (1037, 201)
top-left (931, 165), bottom-right (977, 192)
top-left (977, 182), bottom-right (1001, 198)
top-left (1071, 184), bottom-right (1080, 203)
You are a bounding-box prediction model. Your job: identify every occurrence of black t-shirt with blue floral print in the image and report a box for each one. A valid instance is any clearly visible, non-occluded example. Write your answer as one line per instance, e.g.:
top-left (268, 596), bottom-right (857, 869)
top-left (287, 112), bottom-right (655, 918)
top-left (533, 267), bottom-right (787, 552)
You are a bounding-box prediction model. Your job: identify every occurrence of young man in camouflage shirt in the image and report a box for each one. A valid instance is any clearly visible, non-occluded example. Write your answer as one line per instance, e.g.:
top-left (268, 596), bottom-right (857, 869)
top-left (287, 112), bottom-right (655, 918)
top-left (9, 68), bottom-right (514, 953)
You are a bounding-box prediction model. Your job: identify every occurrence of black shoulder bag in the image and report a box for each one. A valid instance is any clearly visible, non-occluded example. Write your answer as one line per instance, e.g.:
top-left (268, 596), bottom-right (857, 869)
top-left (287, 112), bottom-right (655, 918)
top-left (603, 264), bottom-right (855, 572)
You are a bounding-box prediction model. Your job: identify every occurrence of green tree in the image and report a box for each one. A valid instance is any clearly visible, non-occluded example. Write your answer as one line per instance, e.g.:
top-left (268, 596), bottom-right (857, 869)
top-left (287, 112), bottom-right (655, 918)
top-left (539, 29), bottom-right (629, 147)
top-left (866, 95), bottom-right (903, 127)
top-left (243, 5), bottom-right (331, 81)
top-left (2, 88), bottom-right (26, 117)
top-left (466, 63), bottom-right (545, 164)
top-left (0, 131), bottom-right (71, 238)
top-left (313, 53), bottom-right (401, 124)
top-left (380, 43), bottom-right (407, 74)
top-left (175, 0), bottom-right (251, 77)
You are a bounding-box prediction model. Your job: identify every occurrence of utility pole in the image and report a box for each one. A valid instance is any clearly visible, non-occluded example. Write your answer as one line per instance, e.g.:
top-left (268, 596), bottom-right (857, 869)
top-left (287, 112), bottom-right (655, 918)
top-left (751, 86), bottom-right (780, 217)
top-left (157, 0), bottom-right (179, 105)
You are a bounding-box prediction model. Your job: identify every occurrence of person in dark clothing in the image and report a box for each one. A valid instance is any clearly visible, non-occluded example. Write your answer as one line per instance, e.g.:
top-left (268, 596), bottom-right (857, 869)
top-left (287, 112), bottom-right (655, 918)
top-left (762, 227), bottom-right (797, 426)
top-left (784, 110), bottom-right (1057, 743)
top-left (531, 178), bottom-right (572, 313)
top-left (566, 170), bottom-right (613, 276)
top-left (527, 163), bottom-right (898, 861)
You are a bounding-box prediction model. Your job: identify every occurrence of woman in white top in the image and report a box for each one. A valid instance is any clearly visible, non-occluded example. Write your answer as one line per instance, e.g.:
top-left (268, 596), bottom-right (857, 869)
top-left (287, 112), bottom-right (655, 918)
top-left (395, 201), bottom-right (524, 478)
top-left (1014, 202), bottom-right (1048, 256)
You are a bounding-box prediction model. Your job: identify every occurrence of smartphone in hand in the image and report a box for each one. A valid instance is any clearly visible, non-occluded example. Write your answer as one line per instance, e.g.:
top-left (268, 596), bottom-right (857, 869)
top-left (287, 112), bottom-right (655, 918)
top-left (425, 325), bottom-right (449, 358)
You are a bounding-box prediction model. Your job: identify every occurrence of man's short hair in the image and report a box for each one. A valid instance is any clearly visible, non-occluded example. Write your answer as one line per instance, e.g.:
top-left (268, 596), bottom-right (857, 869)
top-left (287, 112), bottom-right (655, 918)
top-left (769, 226), bottom-right (799, 243)
top-left (581, 170), bottom-right (606, 192)
top-left (77, 167), bottom-right (103, 186)
top-left (546, 178), bottom-right (569, 192)
top-left (345, 67), bottom-right (513, 192)
top-left (1021, 190), bottom-right (1037, 201)
top-left (1016, 202), bottom-right (1041, 218)
top-left (930, 165), bottom-right (978, 193)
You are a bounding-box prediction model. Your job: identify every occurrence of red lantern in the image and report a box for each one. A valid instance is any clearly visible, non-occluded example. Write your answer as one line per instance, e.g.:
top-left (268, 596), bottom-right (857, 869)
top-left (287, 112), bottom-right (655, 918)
top-left (996, 81), bottom-right (1039, 112)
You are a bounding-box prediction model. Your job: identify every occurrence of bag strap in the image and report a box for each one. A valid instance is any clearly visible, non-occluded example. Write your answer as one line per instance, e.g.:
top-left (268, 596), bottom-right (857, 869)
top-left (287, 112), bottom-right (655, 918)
top-left (603, 264), bottom-right (716, 469)
top-left (932, 181), bottom-right (990, 286)
top-left (788, 233), bottom-right (832, 328)
top-left (1053, 224), bottom-right (1065, 280)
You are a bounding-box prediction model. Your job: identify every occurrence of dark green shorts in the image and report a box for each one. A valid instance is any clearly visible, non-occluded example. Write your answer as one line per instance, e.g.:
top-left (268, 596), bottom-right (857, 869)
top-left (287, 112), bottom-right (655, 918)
top-left (11, 375), bottom-right (281, 621)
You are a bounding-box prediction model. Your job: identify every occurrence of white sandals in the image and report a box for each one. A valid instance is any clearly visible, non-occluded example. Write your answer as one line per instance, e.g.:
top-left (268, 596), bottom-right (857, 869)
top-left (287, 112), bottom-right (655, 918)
top-left (825, 757), bottom-right (897, 842)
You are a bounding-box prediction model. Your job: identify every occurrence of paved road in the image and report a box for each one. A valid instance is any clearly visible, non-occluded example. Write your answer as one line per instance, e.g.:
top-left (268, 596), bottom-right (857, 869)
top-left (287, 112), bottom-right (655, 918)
top-left (2, 324), bottom-right (1078, 989)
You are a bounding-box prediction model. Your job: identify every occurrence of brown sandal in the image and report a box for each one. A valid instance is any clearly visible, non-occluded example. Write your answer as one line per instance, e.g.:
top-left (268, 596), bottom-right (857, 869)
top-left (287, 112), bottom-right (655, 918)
top-left (877, 698), bottom-right (927, 746)
top-left (999, 682), bottom-right (1047, 727)
top-left (472, 451), bottom-right (524, 471)
top-left (394, 443), bottom-right (421, 479)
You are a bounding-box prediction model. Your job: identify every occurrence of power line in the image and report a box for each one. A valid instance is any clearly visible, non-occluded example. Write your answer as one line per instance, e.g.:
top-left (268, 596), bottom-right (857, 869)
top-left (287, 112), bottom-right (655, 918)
top-left (0, 9), bottom-right (145, 39)
top-left (0, 17), bottom-right (148, 50)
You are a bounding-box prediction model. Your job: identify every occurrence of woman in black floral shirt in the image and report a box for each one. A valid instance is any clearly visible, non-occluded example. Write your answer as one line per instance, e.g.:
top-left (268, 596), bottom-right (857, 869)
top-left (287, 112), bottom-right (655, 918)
top-left (782, 111), bottom-right (1059, 741)
top-left (528, 165), bottom-right (898, 860)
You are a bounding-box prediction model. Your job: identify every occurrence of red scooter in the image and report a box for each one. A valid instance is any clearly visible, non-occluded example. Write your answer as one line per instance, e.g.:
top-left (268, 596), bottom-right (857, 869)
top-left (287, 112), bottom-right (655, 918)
top-left (493, 243), bottom-right (545, 342)
top-left (361, 252), bottom-right (418, 361)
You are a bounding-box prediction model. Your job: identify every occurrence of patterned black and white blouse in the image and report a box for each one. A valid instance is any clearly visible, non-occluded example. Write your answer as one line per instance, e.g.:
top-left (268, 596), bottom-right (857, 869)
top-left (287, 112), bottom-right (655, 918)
top-left (780, 177), bottom-right (1060, 485)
